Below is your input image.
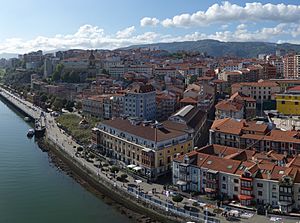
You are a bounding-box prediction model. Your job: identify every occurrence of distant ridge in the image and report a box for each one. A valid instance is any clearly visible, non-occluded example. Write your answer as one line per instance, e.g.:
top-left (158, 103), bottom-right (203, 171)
top-left (0, 53), bottom-right (19, 59)
top-left (120, 39), bottom-right (300, 58)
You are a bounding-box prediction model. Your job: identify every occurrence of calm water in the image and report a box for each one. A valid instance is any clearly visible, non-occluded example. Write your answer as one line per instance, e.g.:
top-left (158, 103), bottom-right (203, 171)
top-left (0, 99), bottom-right (130, 223)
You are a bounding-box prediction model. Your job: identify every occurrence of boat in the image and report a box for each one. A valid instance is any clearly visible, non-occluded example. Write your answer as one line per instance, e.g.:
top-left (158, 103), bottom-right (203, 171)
top-left (24, 117), bottom-right (30, 122)
top-left (27, 129), bottom-right (35, 137)
top-left (34, 112), bottom-right (46, 138)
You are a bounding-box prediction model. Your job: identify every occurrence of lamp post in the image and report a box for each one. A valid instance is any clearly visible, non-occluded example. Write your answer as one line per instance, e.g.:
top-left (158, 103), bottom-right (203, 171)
top-left (205, 206), bottom-right (208, 223)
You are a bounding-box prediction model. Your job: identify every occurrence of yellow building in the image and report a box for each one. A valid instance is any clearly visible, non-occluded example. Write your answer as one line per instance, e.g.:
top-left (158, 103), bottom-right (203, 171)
top-left (276, 92), bottom-right (300, 115)
top-left (92, 118), bottom-right (193, 180)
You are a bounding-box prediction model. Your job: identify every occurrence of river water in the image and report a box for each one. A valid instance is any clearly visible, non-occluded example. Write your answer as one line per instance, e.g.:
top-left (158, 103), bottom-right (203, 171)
top-left (0, 99), bottom-right (130, 223)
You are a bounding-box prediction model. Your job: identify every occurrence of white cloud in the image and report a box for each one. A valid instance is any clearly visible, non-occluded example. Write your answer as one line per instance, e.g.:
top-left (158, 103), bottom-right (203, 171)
top-left (140, 17), bottom-right (160, 27)
top-left (0, 24), bottom-right (162, 54)
top-left (237, 24), bottom-right (247, 30)
top-left (161, 1), bottom-right (300, 27)
top-left (0, 23), bottom-right (296, 54)
top-left (116, 26), bottom-right (135, 38)
top-left (221, 24), bottom-right (229, 30)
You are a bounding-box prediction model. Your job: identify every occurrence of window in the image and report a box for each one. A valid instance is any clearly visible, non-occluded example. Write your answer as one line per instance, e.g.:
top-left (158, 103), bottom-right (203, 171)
top-left (281, 101), bottom-right (285, 104)
top-left (234, 187), bottom-right (238, 192)
top-left (222, 184), bottom-right (226, 189)
top-left (167, 156), bottom-right (171, 163)
top-left (258, 191), bottom-right (263, 196)
top-left (257, 183), bottom-right (263, 188)
top-left (234, 179), bottom-right (239, 184)
top-left (223, 176), bottom-right (226, 181)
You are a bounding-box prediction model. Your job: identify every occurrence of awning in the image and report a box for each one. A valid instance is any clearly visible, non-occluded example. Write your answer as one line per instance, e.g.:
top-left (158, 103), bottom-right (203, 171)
top-left (127, 164), bottom-right (136, 169)
top-left (278, 201), bottom-right (293, 206)
top-left (176, 180), bottom-right (187, 186)
top-left (133, 166), bottom-right (142, 171)
top-left (207, 169), bottom-right (218, 174)
top-left (240, 177), bottom-right (253, 181)
top-left (238, 194), bottom-right (253, 200)
top-left (205, 188), bottom-right (216, 193)
top-left (135, 179), bottom-right (142, 184)
top-left (229, 210), bottom-right (240, 215)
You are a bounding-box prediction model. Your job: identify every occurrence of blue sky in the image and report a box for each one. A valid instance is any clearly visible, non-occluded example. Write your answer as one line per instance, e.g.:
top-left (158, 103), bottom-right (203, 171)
top-left (1, 0), bottom-right (300, 53)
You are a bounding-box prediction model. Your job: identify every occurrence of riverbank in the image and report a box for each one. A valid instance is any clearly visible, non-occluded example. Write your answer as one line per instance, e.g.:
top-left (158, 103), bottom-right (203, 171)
top-left (0, 86), bottom-right (209, 223)
top-left (39, 138), bottom-right (181, 223)
top-left (37, 139), bottom-right (159, 223)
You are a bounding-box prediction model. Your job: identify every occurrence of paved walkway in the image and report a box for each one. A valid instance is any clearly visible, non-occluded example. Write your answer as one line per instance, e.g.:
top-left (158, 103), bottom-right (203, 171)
top-left (1, 86), bottom-right (299, 223)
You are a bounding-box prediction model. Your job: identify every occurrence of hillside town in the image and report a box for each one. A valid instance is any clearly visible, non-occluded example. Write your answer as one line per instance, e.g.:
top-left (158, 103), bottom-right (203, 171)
top-left (2, 46), bottom-right (300, 221)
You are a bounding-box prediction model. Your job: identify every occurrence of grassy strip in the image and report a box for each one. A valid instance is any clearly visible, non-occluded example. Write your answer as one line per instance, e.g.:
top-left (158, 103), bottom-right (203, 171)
top-left (56, 113), bottom-right (100, 145)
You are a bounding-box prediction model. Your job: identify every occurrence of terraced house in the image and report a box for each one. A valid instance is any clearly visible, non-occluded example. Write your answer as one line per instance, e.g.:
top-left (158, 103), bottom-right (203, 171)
top-left (92, 117), bottom-right (193, 180)
top-left (210, 118), bottom-right (300, 155)
top-left (173, 144), bottom-right (300, 213)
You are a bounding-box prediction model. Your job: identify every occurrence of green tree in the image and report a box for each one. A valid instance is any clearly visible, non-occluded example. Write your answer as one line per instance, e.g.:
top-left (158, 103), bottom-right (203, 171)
top-left (102, 69), bottom-right (109, 75)
top-left (40, 94), bottom-right (48, 103)
top-left (75, 101), bottom-right (82, 110)
top-left (189, 75), bottom-right (198, 84)
top-left (51, 64), bottom-right (64, 82)
top-left (65, 101), bottom-right (74, 112)
top-left (69, 71), bottom-right (80, 83)
top-left (52, 98), bottom-right (64, 111)
top-left (61, 71), bottom-right (70, 82)
top-left (172, 195), bottom-right (183, 206)
top-left (110, 166), bottom-right (119, 173)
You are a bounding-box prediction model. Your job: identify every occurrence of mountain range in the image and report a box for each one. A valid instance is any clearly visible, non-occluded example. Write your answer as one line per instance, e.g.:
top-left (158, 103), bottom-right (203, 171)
top-left (122, 39), bottom-right (300, 58)
top-left (0, 53), bottom-right (19, 59)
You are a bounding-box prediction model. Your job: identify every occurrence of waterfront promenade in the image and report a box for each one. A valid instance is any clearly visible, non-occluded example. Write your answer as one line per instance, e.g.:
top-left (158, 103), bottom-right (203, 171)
top-left (1, 86), bottom-right (298, 223)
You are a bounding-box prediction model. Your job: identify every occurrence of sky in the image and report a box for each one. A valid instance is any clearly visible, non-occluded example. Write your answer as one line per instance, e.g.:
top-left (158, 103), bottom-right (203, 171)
top-left (1, 0), bottom-right (300, 53)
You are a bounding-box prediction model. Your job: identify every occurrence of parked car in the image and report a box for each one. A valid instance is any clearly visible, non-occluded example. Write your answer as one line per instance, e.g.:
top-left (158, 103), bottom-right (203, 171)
top-left (204, 210), bottom-right (216, 217)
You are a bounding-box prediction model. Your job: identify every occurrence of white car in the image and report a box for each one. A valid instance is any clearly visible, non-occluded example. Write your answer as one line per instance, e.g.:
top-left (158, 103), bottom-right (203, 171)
top-left (270, 217), bottom-right (282, 222)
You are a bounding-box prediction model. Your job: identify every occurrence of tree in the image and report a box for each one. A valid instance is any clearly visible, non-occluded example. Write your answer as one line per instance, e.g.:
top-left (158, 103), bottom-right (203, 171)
top-left (120, 174), bottom-right (128, 180)
top-left (102, 69), bottom-right (109, 75)
top-left (65, 101), bottom-right (74, 112)
top-left (110, 166), bottom-right (119, 173)
top-left (75, 101), bottom-right (82, 110)
top-left (52, 98), bottom-right (64, 111)
top-left (51, 64), bottom-right (64, 82)
top-left (189, 75), bottom-right (198, 84)
top-left (77, 147), bottom-right (83, 152)
top-left (172, 195), bottom-right (183, 206)
top-left (40, 94), bottom-right (48, 103)
top-left (69, 71), bottom-right (80, 83)
top-left (61, 71), bottom-right (70, 82)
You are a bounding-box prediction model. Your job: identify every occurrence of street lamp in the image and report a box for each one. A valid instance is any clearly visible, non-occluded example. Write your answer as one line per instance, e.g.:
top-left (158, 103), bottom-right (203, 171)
top-left (205, 206), bottom-right (208, 223)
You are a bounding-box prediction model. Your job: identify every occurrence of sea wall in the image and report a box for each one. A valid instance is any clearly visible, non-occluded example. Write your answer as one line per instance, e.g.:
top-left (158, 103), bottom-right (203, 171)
top-left (42, 136), bottom-right (183, 223)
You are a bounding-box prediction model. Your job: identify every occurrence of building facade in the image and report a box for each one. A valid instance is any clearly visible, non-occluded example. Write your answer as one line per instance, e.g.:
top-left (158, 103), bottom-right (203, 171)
top-left (92, 118), bottom-right (193, 180)
top-left (173, 144), bottom-right (300, 213)
top-left (123, 84), bottom-right (156, 120)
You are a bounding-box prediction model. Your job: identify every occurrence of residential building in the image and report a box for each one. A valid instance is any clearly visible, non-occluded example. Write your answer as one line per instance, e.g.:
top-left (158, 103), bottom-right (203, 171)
top-left (169, 105), bottom-right (207, 147)
top-left (209, 118), bottom-right (269, 148)
top-left (92, 118), bottom-right (194, 180)
top-left (83, 94), bottom-right (124, 119)
top-left (215, 92), bottom-right (256, 120)
top-left (283, 54), bottom-right (300, 79)
top-left (276, 86), bottom-right (300, 115)
top-left (173, 144), bottom-right (300, 213)
top-left (156, 91), bottom-right (176, 121)
top-left (218, 71), bottom-right (243, 84)
top-left (231, 80), bottom-right (280, 103)
top-left (210, 118), bottom-right (300, 155)
top-left (123, 84), bottom-right (156, 120)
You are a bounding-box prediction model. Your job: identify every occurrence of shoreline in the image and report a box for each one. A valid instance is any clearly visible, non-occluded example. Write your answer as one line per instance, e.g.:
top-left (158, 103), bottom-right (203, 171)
top-left (37, 139), bottom-right (158, 223)
top-left (38, 138), bottom-right (181, 223)
top-left (0, 87), bottom-right (189, 223)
